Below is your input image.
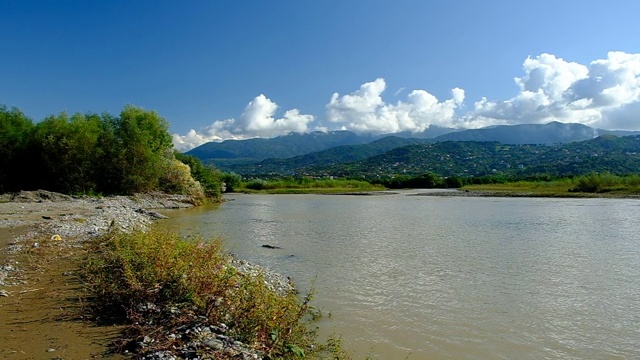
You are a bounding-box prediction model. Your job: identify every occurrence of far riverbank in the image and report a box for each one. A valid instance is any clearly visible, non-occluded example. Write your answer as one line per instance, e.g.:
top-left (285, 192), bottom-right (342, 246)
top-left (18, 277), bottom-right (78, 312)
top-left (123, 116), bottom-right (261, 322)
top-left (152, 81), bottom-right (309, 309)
top-left (410, 188), bottom-right (640, 199)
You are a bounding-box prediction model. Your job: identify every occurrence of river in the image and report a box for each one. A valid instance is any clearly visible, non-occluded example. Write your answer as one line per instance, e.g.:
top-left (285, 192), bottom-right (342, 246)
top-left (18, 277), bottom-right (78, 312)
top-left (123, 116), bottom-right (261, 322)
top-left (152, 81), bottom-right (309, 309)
top-left (161, 191), bottom-right (640, 359)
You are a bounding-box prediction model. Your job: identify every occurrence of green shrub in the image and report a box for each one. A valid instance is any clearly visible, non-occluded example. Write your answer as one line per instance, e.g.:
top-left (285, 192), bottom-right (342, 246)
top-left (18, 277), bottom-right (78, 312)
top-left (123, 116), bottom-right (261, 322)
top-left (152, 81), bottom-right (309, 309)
top-left (81, 229), bottom-right (348, 359)
top-left (571, 173), bottom-right (624, 193)
top-left (160, 158), bottom-right (206, 202)
top-left (245, 179), bottom-right (269, 190)
top-left (221, 172), bottom-right (242, 192)
top-left (175, 152), bottom-right (223, 197)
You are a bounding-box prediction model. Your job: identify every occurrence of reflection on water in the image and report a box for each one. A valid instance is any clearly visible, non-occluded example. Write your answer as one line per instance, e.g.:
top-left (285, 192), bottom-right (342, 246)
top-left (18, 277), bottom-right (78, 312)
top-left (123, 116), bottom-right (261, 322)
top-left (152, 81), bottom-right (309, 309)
top-left (161, 192), bottom-right (640, 359)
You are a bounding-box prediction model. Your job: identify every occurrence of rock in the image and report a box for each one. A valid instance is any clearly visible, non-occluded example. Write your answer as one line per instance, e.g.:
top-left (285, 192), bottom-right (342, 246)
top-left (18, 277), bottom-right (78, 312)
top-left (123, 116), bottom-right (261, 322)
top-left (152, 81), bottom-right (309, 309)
top-left (12, 190), bottom-right (72, 203)
top-left (135, 208), bottom-right (169, 219)
top-left (261, 244), bottom-right (281, 249)
top-left (0, 289), bottom-right (9, 297)
top-left (203, 338), bottom-right (224, 350)
top-left (46, 348), bottom-right (56, 352)
top-left (146, 211), bottom-right (169, 220)
top-left (42, 215), bottom-right (53, 220)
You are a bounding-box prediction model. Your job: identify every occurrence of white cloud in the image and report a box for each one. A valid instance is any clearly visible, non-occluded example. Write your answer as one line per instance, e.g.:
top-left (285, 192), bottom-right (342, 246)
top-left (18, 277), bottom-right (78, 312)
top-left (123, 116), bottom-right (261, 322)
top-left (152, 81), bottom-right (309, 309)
top-left (327, 78), bottom-right (386, 123)
top-left (466, 51), bottom-right (640, 129)
top-left (326, 78), bottom-right (465, 133)
top-left (172, 120), bottom-right (237, 152)
top-left (172, 94), bottom-right (314, 151)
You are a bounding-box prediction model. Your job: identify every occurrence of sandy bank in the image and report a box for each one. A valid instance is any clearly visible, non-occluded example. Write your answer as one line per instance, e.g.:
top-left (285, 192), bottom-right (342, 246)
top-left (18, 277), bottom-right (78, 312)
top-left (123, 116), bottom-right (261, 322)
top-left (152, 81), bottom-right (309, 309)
top-left (0, 191), bottom-right (197, 359)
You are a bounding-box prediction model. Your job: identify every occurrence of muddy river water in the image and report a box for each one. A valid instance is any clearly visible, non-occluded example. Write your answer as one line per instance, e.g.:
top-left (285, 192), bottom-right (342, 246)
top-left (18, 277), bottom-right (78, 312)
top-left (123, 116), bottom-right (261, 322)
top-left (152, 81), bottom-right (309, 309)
top-left (161, 191), bottom-right (640, 359)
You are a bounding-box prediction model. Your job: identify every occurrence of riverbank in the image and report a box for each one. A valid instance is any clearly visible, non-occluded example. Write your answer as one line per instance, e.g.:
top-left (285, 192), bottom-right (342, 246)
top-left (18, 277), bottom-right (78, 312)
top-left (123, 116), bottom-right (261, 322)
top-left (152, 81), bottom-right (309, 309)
top-left (411, 188), bottom-right (640, 198)
top-left (0, 191), bottom-right (197, 358)
top-left (0, 190), bottom-right (310, 359)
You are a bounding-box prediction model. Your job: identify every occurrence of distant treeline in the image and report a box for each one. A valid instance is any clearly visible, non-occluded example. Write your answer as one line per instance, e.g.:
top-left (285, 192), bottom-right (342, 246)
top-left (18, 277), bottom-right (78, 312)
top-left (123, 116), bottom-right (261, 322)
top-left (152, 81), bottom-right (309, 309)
top-left (369, 173), bottom-right (515, 189)
top-left (371, 172), bottom-right (640, 194)
top-left (0, 104), bottom-right (221, 199)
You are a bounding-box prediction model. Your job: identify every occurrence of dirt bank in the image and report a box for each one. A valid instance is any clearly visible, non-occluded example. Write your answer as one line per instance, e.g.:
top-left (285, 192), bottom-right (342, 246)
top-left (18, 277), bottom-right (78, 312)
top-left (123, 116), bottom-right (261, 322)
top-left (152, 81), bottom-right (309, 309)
top-left (0, 191), bottom-right (197, 359)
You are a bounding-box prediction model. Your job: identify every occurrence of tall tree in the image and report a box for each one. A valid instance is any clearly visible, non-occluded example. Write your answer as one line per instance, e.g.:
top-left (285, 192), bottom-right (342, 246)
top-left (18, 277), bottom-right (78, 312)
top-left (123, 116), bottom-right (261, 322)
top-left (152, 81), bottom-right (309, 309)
top-left (0, 105), bottom-right (34, 192)
top-left (31, 112), bottom-right (103, 193)
top-left (113, 105), bottom-right (173, 193)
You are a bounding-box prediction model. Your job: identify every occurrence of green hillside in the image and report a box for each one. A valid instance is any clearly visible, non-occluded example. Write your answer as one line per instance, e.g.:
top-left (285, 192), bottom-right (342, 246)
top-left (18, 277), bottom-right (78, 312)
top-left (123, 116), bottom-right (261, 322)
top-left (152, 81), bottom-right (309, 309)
top-left (230, 135), bottom-right (640, 178)
top-left (187, 131), bottom-right (377, 163)
top-left (224, 136), bottom-right (429, 175)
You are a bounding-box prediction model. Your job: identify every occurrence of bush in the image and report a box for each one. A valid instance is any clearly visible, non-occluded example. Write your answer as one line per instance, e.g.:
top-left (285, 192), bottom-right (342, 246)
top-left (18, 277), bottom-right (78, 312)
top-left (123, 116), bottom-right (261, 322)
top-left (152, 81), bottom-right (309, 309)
top-left (221, 172), bottom-right (242, 192)
top-left (571, 173), bottom-right (622, 193)
top-left (81, 230), bottom-right (346, 358)
top-left (160, 158), bottom-right (206, 201)
top-left (175, 153), bottom-right (223, 197)
top-left (244, 179), bottom-right (269, 190)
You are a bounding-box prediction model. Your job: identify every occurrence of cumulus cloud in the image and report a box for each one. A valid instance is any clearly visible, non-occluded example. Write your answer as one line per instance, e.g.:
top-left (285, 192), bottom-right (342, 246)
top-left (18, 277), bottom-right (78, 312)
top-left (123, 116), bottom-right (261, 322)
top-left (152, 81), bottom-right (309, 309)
top-left (467, 51), bottom-right (640, 129)
top-left (172, 94), bottom-right (314, 151)
top-left (326, 78), bottom-right (465, 133)
top-left (174, 51), bottom-right (640, 151)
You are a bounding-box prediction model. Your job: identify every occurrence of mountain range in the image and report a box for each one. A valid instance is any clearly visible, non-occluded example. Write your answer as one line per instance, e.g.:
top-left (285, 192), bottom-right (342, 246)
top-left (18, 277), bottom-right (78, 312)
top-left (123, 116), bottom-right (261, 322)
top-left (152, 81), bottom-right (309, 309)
top-left (185, 122), bottom-right (640, 178)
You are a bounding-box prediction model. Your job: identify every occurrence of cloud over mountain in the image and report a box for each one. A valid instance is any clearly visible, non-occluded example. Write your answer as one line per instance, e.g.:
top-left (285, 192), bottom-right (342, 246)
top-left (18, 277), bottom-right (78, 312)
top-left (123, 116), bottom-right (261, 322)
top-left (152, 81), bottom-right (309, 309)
top-left (326, 78), bottom-right (464, 133)
top-left (173, 94), bottom-right (314, 151)
top-left (468, 52), bottom-right (640, 128)
top-left (174, 51), bottom-right (640, 151)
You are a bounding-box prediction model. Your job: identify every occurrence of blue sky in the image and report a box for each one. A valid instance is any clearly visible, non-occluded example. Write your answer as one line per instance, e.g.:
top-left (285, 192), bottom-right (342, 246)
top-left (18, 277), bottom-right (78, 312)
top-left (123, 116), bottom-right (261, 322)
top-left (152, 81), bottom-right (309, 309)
top-left (2, 1), bottom-right (640, 150)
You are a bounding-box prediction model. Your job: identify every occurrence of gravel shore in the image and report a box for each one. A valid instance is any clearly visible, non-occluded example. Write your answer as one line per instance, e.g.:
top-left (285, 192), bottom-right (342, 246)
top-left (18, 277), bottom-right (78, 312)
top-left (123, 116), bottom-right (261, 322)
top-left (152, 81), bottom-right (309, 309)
top-left (0, 190), bottom-right (291, 359)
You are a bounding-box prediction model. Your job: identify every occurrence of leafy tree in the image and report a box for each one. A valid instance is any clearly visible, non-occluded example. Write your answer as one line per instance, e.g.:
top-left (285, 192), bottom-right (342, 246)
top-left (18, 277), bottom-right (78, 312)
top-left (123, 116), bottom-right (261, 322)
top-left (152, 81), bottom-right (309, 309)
top-left (374, 172), bottom-right (444, 189)
top-left (31, 112), bottom-right (103, 193)
top-left (111, 105), bottom-right (173, 194)
top-left (0, 103), bottom-right (222, 199)
top-left (0, 105), bottom-right (34, 192)
top-left (444, 176), bottom-right (463, 188)
top-left (221, 172), bottom-right (242, 192)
